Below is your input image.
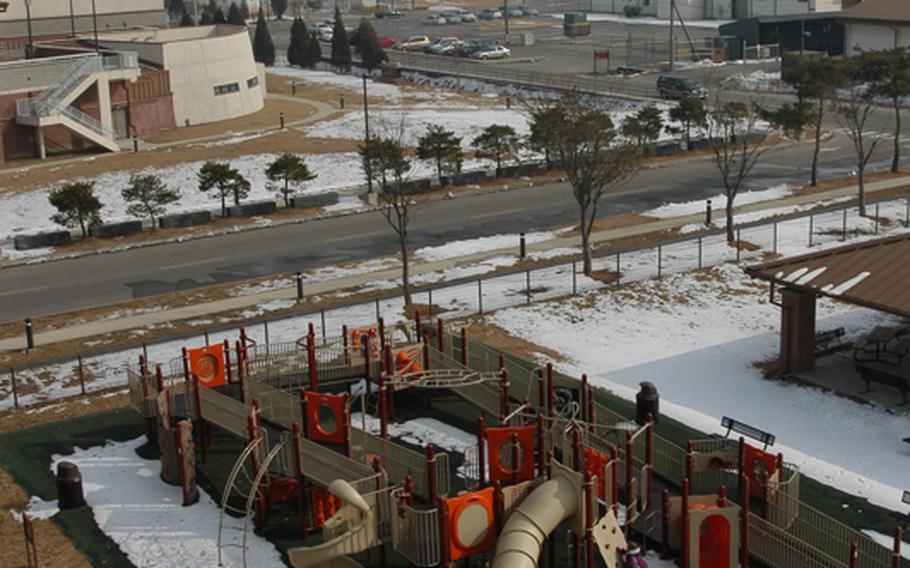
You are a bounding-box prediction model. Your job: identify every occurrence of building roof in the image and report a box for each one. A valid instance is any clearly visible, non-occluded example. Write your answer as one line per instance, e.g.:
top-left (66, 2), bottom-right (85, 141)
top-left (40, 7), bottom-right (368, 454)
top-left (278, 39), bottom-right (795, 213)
top-left (840, 0), bottom-right (910, 23)
top-left (744, 234), bottom-right (910, 319)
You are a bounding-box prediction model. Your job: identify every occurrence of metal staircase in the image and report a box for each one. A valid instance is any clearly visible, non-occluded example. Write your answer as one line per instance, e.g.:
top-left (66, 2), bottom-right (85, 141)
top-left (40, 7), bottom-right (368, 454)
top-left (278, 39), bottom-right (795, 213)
top-left (217, 429), bottom-right (286, 568)
top-left (15, 53), bottom-right (139, 154)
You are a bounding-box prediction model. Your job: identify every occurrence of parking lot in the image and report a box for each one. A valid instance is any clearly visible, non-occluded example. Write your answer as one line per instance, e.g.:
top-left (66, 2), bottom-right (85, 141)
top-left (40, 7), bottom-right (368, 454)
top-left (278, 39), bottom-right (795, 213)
top-left (267, 4), bottom-right (779, 99)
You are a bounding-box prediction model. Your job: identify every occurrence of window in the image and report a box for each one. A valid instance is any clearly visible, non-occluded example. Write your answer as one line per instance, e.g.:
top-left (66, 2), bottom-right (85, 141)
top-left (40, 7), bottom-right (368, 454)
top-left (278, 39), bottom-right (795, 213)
top-left (213, 82), bottom-right (240, 96)
top-left (247, 76), bottom-right (259, 88)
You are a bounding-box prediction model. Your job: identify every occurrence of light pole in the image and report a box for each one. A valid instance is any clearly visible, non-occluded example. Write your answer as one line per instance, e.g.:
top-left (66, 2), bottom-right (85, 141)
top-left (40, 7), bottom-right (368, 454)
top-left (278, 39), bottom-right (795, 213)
top-left (24, 0), bottom-right (33, 58)
top-left (91, 0), bottom-right (99, 53)
top-left (69, 0), bottom-right (76, 37)
top-left (363, 76), bottom-right (372, 195)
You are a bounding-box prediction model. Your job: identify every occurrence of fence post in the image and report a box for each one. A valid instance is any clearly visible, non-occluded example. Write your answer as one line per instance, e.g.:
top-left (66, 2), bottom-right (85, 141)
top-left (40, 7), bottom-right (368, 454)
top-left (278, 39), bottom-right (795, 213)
top-left (460, 328), bottom-right (468, 365)
top-left (263, 320), bottom-right (270, 353)
top-left (657, 244), bottom-right (662, 278)
top-left (572, 261), bottom-right (577, 295)
top-left (808, 214), bottom-right (814, 247)
top-left (905, 197), bottom-right (909, 227)
top-left (849, 542), bottom-right (859, 568)
top-left (875, 203), bottom-right (880, 234)
top-left (698, 237), bottom-right (702, 269)
top-left (842, 208), bottom-right (848, 241)
top-left (78, 354), bottom-right (86, 395)
top-left (10, 367), bottom-right (18, 409)
top-left (320, 309), bottom-right (326, 342)
top-left (741, 474), bottom-right (750, 568)
top-left (428, 289), bottom-right (433, 319)
top-left (893, 526), bottom-right (902, 568)
top-left (616, 253), bottom-right (621, 285)
top-left (736, 230), bottom-right (741, 262)
top-left (773, 221), bottom-right (778, 254)
top-left (525, 270), bottom-right (531, 305)
top-left (375, 298), bottom-right (380, 321)
top-left (477, 279), bottom-right (483, 314)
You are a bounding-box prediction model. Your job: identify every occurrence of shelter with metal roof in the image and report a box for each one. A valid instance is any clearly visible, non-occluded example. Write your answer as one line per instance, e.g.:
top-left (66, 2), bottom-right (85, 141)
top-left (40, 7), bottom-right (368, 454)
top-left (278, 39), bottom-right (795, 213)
top-left (718, 13), bottom-right (845, 56)
top-left (745, 233), bottom-right (910, 374)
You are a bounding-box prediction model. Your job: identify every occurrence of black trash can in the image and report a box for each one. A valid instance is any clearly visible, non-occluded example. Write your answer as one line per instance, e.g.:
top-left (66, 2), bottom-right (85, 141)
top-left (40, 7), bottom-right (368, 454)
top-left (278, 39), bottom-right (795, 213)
top-left (635, 381), bottom-right (659, 426)
top-left (56, 461), bottom-right (86, 510)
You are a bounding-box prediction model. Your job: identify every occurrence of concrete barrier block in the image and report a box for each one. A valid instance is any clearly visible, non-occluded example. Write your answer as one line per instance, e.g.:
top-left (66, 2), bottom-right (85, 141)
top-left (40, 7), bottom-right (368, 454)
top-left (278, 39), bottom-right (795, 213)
top-left (399, 178), bottom-right (433, 195)
top-left (652, 141), bottom-right (681, 157)
top-left (158, 210), bottom-right (212, 229)
top-left (499, 162), bottom-right (545, 178)
top-left (291, 192), bottom-right (340, 209)
top-left (13, 230), bottom-right (71, 250)
top-left (227, 200), bottom-right (278, 218)
top-left (90, 220), bottom-right (143, 239)
top-left (442, 170), bottom-right (488, 186)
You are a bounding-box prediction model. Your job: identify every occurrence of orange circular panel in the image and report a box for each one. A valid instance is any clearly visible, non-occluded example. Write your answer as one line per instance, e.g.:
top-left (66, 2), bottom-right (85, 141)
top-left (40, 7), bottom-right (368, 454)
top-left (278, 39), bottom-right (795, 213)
top-left (316, 403), bottom-right (338, 435)
top-left (195, 354), bottom-right (220, 382)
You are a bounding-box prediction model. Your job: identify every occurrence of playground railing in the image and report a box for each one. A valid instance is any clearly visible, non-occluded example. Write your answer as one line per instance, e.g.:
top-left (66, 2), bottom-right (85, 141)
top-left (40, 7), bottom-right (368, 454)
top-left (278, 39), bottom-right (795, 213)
top-left (126, 367), bottom-right (158, 418)
top-left (246, 380), bottom-right (301, 430)
top-left (651, 434), bottom-right (686, 485)
top-left (429, 345), bottom-right (500, 417)
top-left (350, 427), bottom-right (451, 499)
top-left (199, 386), bottom-right (250, 438)
top-left (350, 472), bottom-right (386, 498)
top-left (392, 498), bottom-right (441, 567)
top-left (688, 438), bottom-right (741, 496)
top-left (749, 511), bottom-right (845, 568)
top-left (765, 484), bottom-right (892, 568)
top-left (295, 433), bottom-right (376, 487)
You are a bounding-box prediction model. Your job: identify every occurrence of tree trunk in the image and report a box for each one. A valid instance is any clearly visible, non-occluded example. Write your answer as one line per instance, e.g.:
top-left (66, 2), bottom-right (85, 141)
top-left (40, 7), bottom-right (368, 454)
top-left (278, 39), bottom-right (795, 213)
top-left (221, 192), bottom-right (227, 217)
top-left (857, 161), bottom-right (866, 216)
top-left (233, 188), bottom-right (241, 205)
top-left (685, 121), bottom-right (691, 151)
top-left (811, 100), bottom-right (823, 186)
top-left (496, 154), bottom-right (502, 178)
top-left (893, 97), bottom-right (901, 173)
top-left (725, 198), bottom-right (736, 243)
top-left (580, 205), bottom-right (593, 276)
top-left (399, 231), bottom-right (412, 306)
top-left (284, 178), bottom-right (291, 207)
top-left (150, 214), bottom-right (157, 230)
top-left (78, 212), bottom-right (87, 239)
top-left (436, 156), bottom-right (443, 186)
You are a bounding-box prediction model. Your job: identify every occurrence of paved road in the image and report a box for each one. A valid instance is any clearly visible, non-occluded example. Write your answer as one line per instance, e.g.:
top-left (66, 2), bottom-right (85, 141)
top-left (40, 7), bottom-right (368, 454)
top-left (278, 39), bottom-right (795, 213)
top-left (1, 127), bottom-right (908, 322)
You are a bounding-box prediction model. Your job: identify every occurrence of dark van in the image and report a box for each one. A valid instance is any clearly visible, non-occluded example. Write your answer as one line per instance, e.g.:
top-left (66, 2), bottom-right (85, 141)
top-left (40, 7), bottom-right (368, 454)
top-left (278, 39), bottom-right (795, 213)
top-left (656, 75), bottom-right (707, 100)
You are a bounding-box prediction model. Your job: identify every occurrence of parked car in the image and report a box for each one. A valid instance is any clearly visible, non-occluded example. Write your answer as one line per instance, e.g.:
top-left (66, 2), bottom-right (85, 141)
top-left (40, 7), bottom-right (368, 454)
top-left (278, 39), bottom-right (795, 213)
top-left (374, 8), bottom-right (404, 18)
top-left (656, 75), bottom-right (707, 99)
top-left (520, 6), bottom-right (539, 16)
top-left (460, 12), bottom-right (478, 22)
top-left (398, 35), bottom-right (431, 50)
top-left (471, 44), bottom-right (510, 60)
top-left (424, 36), bottom-right (460, 54)
top-left (478, 8), bottom-right (502, 19)
top-left (500, 6), bottom-right (523, 17)
top-left (317, 27), bottom-right (333, 42)
top-left (377, 36), bottom-right (398, 48)
top-left (422, 14), bottom-right (447, 25)
top-left (439, 12), bottom-right (463, 23)
top-left (439, 39), bottom-right (469, 55)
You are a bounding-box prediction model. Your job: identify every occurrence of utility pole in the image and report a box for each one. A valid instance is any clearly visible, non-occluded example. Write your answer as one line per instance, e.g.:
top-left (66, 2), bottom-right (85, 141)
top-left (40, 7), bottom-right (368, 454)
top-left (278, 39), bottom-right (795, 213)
top-left (503, 0), bottom-right (510, 44)
top-left (24, 0), bottom-right (33, 58)
top-left (668, 0), bottom-right (675, 71)
top-left (69, 0), bottom-right (76, 37)
top-left (91, 0), bottom-right (99, 53)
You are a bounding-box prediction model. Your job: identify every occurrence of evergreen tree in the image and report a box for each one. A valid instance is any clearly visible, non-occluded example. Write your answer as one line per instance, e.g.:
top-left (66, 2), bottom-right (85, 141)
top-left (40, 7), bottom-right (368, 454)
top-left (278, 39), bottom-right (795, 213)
top-left (330, 6), bottom-right (351, 69)
top-left (621, 105), bottom-right (663, 154)
top-left (266, 153), bottom-right (317, 206)
top-left (180, 8), bottom-right (195, 26)
top-left (304, 27), bottom-right (322, 67)
top-left (168, 0), bottom-right (187, 17)
top-left (122, 174), bottom-right (181, 229)
top-left (241, 0), bottom-right (250, 19)
top-left (198, 161), bottom-right (251, 217)
top-left (199, 7), bottom-right (214, 24)
top-left (253, 11), bottom-right (276, 66)
top-left (288, 17), bottom-right (306, 66)
top-left (271, 0), bottom-right (288, 19)
top-left (667, 96), bottom-right (707, 150)
top-left (526, 102), bottom-right (561, 170)
top-left (352, 18), bottom-right (387, 70)
top-left (416, 124), bottom-right (464, 185)
top-left (212, 6), bottom-right (227, 23)
top-left (227, 2), bottom-right (245, 25)
top-left (49, 182), bottom-right (103, 239)
top-left (472, 124), bottom-right (521, 178)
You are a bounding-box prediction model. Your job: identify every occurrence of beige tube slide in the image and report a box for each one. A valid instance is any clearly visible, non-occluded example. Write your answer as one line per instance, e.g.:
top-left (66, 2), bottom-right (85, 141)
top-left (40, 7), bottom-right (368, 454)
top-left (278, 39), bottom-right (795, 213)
top-left (492, 474), bottom-right (580, 568)
top-left (287, 480), bottom-right (374, 568)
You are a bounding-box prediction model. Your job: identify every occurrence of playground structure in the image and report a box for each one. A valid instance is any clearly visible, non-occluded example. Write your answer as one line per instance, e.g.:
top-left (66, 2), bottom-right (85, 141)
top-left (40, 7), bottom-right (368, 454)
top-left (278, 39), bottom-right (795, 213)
top-left (126, 316), bottom-right (910, 568)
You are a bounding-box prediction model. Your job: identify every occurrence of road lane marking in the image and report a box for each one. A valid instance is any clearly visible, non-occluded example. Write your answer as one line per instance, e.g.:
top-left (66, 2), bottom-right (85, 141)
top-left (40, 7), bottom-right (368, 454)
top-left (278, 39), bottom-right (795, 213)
top-left (325, 230), bottom-right (385, 243)
top-left (160, 257), bottom-right (225, 270)
top-left (0, 285), bottom-right (49, 298)
top-left (470, 207), bottom-right (525, 220)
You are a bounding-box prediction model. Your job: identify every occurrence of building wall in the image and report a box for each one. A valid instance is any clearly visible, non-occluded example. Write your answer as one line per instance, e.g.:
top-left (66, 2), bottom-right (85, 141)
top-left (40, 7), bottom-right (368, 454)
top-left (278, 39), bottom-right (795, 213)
top-left (160, 27), bottom-right (264, 126)
top-left (0, 1), bottom-right (166, 39)
top-left (845, 22), bottom-right (910, 55)
top-left (591, 0), bottom-right (838, 19)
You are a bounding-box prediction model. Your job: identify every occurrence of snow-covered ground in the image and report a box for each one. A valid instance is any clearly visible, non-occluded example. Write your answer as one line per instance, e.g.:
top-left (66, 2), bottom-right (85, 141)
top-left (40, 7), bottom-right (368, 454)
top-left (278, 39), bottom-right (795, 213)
top-left (490, 260), bottom-right (910, 515)
top-left (27, 436), bottom-right (285, 567)
top-left (548, 12), bottom-right (733, 28)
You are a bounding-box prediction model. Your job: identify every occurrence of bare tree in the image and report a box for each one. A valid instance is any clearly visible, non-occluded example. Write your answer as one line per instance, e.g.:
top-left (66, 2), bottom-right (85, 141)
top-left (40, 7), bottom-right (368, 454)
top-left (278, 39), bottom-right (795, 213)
top-left (706, 100), bottom-right (774, 243)
top-left (549, 92), bottom-right (642, 276)
top-left (360, 130), bottom-right (416, 306)
top-left (836, 57), bottom-right (883, 216)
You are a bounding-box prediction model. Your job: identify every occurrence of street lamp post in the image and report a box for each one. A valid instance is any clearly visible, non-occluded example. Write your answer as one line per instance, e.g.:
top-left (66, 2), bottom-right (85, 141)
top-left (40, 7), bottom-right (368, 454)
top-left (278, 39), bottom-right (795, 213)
top-left (91, 0), bottom-right (99, 53)
top-left (69, 0), bottom-right (76, 37)
top-left (24, 0), bottom-right (33, 58)
top-left (363, 76), bottom-right (372, 195)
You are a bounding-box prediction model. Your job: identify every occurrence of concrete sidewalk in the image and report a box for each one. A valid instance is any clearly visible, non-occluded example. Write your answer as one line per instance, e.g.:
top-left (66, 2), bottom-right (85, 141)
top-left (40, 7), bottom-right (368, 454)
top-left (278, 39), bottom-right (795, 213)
top-left (2, 175), bottom-right (907, 351)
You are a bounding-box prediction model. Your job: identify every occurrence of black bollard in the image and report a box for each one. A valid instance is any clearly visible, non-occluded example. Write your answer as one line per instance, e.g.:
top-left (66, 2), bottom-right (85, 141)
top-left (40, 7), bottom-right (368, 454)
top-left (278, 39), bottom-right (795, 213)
top-left (24, 318), bottom-right (34, 350)
top-left (296, 271), bottom-right (304, 301)
top-left (291, 80), bottom-right (297, 95)
top-left (519, 232), bottom-right (526, 260)
top-left (635, 381), bottom-right (659, 425)
top-left (56, 462), bottom-right (86, 509)
top-left (279, 112), bottom-right (285, 129)
top-left (706, 199), bottom-right (713, 226)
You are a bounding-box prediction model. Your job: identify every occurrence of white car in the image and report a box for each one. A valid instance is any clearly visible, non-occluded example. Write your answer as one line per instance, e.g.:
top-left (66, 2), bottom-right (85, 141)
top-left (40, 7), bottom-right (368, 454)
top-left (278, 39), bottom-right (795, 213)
top-left (471, 45), bottom-right (510, 60)
top-left (422, 14), bottom-right (447, 25)
top-left (399, 35), bottom-right (432, 51)
top-left (317, 27), bottom-right (333, 42)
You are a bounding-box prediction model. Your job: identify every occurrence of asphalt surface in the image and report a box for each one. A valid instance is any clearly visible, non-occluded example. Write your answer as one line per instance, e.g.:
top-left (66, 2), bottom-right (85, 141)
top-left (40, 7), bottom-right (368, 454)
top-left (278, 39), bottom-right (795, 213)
top-left (2, 126), bottom-right (908, 322)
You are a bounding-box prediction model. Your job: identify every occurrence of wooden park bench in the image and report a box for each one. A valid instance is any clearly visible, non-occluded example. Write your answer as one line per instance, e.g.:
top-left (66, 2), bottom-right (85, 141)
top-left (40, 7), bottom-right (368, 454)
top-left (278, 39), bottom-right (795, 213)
top-left (814, 327), bottom-right (847, 357)
top-left (855, 361), bottom-right (910, 404)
